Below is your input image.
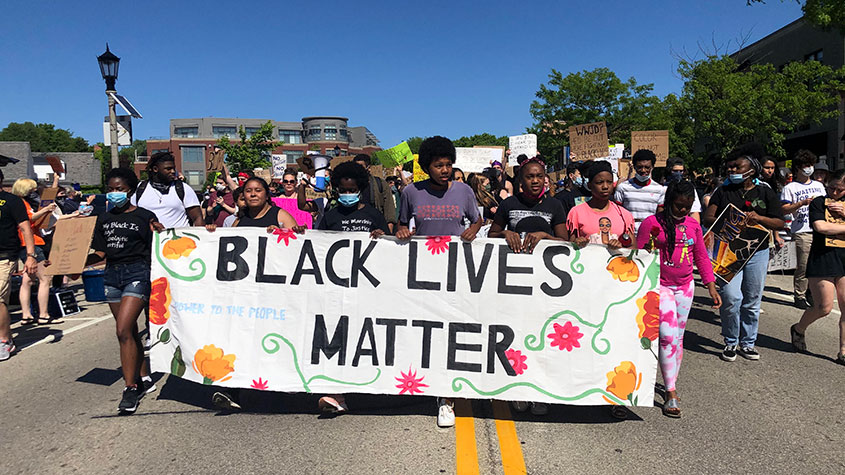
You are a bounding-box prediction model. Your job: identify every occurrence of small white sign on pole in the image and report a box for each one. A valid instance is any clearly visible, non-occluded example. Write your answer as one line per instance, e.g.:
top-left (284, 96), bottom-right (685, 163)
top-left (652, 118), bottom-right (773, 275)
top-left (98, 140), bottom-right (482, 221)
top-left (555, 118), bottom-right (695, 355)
top-left (508, 134), bottom-right (538, 165)
top-left (455, 147), bottom-right (504, 173)
top-left (271, 154), bottom-right (287, 178)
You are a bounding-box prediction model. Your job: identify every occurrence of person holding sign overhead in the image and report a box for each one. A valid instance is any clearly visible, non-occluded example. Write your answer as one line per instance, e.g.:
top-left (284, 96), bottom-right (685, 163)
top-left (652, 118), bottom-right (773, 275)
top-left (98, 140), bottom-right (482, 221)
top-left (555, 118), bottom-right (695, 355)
top-left (396, 136), bottom-right (482, 428)
top-left (790, 169), bottom-right (845, 366)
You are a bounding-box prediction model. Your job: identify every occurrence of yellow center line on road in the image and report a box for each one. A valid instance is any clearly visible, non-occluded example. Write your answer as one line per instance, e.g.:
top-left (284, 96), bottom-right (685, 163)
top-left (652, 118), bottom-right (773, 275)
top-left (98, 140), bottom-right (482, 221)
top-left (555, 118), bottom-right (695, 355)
top-left (491, 400), bottom-right (527, 475)
top-left (453, 399), bottom-right (480, 475)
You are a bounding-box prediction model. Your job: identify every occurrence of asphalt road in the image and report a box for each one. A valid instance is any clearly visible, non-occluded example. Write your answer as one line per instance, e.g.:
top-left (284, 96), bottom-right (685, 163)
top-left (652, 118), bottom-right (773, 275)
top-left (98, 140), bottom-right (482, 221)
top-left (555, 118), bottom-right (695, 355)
top-left (2, 272), bottom-right (844, 474)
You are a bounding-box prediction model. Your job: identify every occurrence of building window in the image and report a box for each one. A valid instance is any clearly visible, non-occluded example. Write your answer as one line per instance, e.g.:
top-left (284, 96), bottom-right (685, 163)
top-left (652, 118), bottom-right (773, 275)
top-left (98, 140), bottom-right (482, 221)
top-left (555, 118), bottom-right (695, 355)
top-left (174, 127), bottom-right (198, 138)
top-left (184, 171), bottom-right (204, 187)
top-left (244, 127), bottom-right (261, 138)
top-left (285, 150), bottom-right (303, 164)
top-left (309, 127), bottom-right (322, 139)
top-left (324, 127), bottom-right (337, 141)
top-left (151, 148), bottom-right (169, 155)
top-left (213, 126), bottom-right (237, 138)
top-left (340, 128), bottom-right (347, 139)
top-left (280, 130), bottom-right (302, 144)
top-left (805, 49), bottom-right (823, 62)
top-left (181, 146), bottom-right (205, 163)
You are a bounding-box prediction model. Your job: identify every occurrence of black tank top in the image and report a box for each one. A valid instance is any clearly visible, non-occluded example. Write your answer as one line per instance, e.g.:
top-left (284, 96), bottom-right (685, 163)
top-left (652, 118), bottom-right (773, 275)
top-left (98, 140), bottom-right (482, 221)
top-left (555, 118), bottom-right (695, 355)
top-left (236, 204), bottom-right (281, 228)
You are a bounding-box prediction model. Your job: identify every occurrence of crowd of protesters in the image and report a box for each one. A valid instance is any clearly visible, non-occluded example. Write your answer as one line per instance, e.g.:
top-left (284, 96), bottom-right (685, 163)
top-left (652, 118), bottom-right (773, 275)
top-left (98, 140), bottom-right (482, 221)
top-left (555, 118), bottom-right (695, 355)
top-left (1, 137), bottom-right (843, 423)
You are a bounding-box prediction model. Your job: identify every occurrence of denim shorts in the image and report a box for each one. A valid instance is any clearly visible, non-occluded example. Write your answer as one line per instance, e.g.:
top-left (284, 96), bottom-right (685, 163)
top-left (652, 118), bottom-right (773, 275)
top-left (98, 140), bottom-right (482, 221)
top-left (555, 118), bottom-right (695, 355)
top-left (104, 261), bottom-right (151, 303)
top-left (18, 246), bottom-right (46, 263)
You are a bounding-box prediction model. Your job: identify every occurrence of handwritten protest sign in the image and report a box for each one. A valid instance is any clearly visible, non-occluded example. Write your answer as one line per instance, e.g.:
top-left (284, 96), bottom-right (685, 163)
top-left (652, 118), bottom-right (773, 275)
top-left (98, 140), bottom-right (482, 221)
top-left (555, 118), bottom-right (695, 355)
top-left (296, 156), bottom-right (317, 176)
top-left (370, 164), bottom-right (385, 179)
top-left (254, 169), bottom-right (272, 183)
top-left (568, 121), bottom-right (608, 160)
top-left (207, 148), bottom-right (225, 173)
top-left (330, 155), bottom-right (354, 171)
top-left (412, 154), bottom-right (428, 182)
top-left (455, 147), bottom-right (503, 173)
top-left (271, 154), bottom-right (287, 178)
top-left (508, 134), bottom-right (537, 164)
top-left (768, 240), bottom-right (797, 272)
top-left (631, 130), bottom-right (669, 167)
top-left (150, 230), bottom-right (659, 406)
top-left (825, 198), bottom-right (845, 248)
top-left (271, 197), bottom-right (313, 228)
top-left (44, 217), bottom-right (97, 275)
top-left (704, 204), bottom-right (771, 284)
top-left (374, 142), bottom-right (414, 168)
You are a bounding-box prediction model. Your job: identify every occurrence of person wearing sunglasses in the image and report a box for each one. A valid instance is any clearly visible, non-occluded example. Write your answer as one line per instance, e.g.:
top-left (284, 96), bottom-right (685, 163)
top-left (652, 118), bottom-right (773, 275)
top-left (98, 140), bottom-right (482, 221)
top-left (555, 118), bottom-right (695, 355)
top-left (280, 169), bottom-right (298, 199)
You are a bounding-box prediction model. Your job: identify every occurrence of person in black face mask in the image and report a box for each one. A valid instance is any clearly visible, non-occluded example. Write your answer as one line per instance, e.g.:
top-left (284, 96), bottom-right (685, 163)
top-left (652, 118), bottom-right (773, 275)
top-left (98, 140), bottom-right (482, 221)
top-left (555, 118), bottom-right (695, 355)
top-left (55, 187), bottom-right (80, 215)
top-left (131, 152), bottom-right (203, 228)
top-left (664, 157), bottom-right (702, 222)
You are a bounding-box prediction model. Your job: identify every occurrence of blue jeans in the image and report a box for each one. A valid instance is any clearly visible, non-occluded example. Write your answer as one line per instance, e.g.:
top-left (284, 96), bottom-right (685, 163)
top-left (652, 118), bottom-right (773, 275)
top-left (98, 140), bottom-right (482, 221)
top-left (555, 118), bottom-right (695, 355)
top-left (104, 261), bottom-right (151, 303)
top-left (718, 248), bottom-right (769, 348)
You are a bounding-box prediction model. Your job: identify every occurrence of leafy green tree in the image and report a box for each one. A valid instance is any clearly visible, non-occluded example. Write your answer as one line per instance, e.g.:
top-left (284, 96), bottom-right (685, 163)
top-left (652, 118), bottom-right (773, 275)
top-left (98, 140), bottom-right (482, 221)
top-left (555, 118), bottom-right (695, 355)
top-left (748, 0), bottom-right (845, 31)
top-left (216, 121), bottom-right (278, 172)
top-left (0, 121), bottom-right (89, 152)
top-left (453, 133), bottom-right (509, 148)
top-left (405, 137), bottom-right (423, 154)
top-left (529, 68), bottom-right (670, 164)
top-left (675, 55), bottom-right (845, 160)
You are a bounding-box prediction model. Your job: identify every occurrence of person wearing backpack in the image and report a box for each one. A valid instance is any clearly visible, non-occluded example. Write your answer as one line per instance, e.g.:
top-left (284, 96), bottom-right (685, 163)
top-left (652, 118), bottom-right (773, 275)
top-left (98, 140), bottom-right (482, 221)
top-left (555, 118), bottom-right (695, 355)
top-left (352, 154), bottom-right (397, 233)
top-left (131, 152), bottom-right (203, 228)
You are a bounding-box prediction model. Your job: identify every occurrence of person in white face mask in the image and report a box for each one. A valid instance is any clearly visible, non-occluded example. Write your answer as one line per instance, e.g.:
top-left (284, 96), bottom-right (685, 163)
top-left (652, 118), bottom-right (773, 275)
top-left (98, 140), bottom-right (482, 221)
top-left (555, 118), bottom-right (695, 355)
top-left (781, 150), bottom-right (826, 309)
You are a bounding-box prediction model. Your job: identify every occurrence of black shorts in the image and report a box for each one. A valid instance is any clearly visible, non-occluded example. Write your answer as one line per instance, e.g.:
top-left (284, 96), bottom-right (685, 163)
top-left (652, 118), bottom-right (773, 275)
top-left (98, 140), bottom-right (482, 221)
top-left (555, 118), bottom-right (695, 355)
top-left (806, 247), bottom-right (845, 278)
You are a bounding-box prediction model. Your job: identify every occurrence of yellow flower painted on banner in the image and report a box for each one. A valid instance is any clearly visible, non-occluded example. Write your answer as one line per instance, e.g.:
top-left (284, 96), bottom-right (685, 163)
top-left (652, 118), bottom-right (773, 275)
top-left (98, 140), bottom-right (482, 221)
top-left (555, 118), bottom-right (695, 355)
top-left (602, 361), bottom-right (642, 405)
top-left (192, 344), bottom-right (236, 384)
top-left (162, 237), bottom-right (197, 260)
top-left (606, 256), bottom-right (639, 282)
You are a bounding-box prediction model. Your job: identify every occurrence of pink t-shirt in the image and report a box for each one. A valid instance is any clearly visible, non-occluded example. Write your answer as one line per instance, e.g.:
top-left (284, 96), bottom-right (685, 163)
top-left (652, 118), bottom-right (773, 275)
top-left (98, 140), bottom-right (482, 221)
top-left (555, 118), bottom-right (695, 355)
top-left (566, 201), bottom-right (635, 245)
top-left (636, 214), bottom-right (715, 287)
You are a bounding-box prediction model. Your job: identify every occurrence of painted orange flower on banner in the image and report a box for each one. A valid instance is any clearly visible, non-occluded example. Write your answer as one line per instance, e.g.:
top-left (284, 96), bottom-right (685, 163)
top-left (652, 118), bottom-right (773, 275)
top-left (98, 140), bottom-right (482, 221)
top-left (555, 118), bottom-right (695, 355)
top-left (162, 236), bottom-right (197, 260)
top-left (192, 344), bottom-right (236, 384)
top-left (606, 256), bottom-right (639, 282)
top-left (603, 361), bottom-right (642, 405)
top-left (148, 277), bottom-right (171, 325)
top-left (636, 291), bottom-right (660, 342)
top-left (425, 236), bottom-right (451, 255)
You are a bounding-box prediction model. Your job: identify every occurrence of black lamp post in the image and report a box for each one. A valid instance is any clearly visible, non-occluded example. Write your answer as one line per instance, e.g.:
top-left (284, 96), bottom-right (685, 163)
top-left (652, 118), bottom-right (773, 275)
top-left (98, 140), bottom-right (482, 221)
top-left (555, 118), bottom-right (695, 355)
top-left (97, 44), bottom-right (121, 167)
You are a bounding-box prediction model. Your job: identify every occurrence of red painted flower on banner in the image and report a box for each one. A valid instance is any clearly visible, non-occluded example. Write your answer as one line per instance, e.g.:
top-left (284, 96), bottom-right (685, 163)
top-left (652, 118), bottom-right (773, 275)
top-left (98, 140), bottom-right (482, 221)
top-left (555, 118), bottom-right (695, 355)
top-left (250, 377), bottom-right (269, 390)
top-left (505, 349), bottom-right (528, 375)
top-left (273, 227), bottom-right (298, 246)
top-left (547, 321), bottom-right (583, 352)
top-left (148, 277), bottom-right (171, 325)
top-left (395, 366), bottom-right (428, 395)
top-left (425, 236), bottom-right (451, 255)
top-left (636, 291), bottom-right (660, 342)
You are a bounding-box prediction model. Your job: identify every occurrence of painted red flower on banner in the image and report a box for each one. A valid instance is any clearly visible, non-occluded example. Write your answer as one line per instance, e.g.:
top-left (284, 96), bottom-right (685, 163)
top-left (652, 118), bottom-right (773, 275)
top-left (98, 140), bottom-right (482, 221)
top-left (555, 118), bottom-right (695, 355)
top-left (636, 291), bottom-right (660, 342)
top-left (425, 236), bottom-right (451, 255)
top-left (250, 377), bottom-right (269, 390)
top-left (148, 277), bottom-right (171, 325)
top-left (547, 321), bottom-right (583, 352)
top-left (273, 227), bottom-right (298, 246)
top-left (505, 349), bottom-right (528, 375)
top-left (395, 366), bottom-right (428, 395)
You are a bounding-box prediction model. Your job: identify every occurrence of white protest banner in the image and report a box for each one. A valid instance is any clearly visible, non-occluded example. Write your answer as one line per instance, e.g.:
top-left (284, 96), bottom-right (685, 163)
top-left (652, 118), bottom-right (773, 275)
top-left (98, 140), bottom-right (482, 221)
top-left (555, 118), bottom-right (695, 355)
top-left (455, 147), bottom-right (504, 173)
top-left (271, 154), bottom-right (287, 178)
top-left (508, 134), bottom-right (538, 165)
top-left (149, 229), bottom-right (659, 406)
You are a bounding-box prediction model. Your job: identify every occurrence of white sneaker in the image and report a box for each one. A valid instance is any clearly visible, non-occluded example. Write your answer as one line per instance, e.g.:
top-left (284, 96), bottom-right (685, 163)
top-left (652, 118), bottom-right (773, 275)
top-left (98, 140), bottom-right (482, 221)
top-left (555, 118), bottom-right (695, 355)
top-left (437, 398), bottom-right (455, 428)
top-left (530, 402), bottom-right (549, 416)
top-left (511, 401), bottom-right (531, 412)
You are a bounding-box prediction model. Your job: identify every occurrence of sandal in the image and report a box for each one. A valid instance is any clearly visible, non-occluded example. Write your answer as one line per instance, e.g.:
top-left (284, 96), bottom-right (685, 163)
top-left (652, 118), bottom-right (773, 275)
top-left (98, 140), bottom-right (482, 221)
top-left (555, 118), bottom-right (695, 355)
top-left (662, 397), bottom-right (681, 418)
top-left (20, 316), bottom-right (35, 325)
top-left (318, 395), bottom-right (348, 414)
top-left (790, 324), bottom-right (806, 352)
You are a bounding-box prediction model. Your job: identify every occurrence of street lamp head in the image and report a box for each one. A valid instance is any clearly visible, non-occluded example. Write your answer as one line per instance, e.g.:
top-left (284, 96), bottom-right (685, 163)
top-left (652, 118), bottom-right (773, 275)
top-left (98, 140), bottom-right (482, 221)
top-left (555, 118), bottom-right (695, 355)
top-left (97, 43), bottom-right (120, 91)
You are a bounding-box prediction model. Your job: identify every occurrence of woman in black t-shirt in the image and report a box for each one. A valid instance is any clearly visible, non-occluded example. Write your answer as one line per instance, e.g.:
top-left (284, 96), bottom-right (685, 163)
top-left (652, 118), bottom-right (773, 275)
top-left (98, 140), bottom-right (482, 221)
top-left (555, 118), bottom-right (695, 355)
top-left (87, 168), bottom-right (164, 414)
top-left (234, 177), bottom-right (300, 230)
top-left (489, 158), bottom-right (568, 254)
top-left (790, 169), bottom-right (845, 365)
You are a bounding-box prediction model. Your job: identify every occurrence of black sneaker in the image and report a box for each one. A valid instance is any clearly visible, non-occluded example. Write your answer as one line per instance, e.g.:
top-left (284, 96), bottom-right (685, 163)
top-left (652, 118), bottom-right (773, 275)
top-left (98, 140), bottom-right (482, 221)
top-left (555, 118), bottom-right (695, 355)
top-left (739, 347), bottom-right (761, 360)
top-left (212, 390), bottom-right (242, 411)
top-left (721, 345), bottom-right (738, 362)
top-left (118, 386), bottom-right (141, 414)
top-left (794, 297), bottom-right (810, 310)
top-left (835, 353), bottom-right (845, 366)
top-left (140, 377), bottom-right (157, 397)
top-left (790, 324), bottom-right (807, 352)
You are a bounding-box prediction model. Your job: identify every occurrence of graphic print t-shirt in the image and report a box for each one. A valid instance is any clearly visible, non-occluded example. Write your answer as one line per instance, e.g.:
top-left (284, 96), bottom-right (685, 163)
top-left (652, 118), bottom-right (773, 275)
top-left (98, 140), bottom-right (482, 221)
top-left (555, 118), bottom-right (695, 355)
top-left (566, 201), bottom-right (635, 245)
top-left (399, 181), bottom-right (480, 236)
top-left (781, 180), bottom-right (826, 234)
top-left (317, 204), bottom-right (389, 233)
top-left (494, 194), bottom-right (567, 236)
top-left (92, 207), bottom-right (158, 265)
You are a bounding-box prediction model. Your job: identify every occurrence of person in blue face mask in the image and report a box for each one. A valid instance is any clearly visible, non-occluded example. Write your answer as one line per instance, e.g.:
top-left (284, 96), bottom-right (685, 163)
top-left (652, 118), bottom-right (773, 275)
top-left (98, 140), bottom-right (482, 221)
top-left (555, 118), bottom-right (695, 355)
top-left (316, 161), bottom-right (389, 238)
top-left (87, 168), bottom-right (165, 414)
top-left (663, 157), bottom-right (702, 222)
top-left (554, 161), bottom-right (592, 219)
top-left (703, 143), bottom-right (785, 363)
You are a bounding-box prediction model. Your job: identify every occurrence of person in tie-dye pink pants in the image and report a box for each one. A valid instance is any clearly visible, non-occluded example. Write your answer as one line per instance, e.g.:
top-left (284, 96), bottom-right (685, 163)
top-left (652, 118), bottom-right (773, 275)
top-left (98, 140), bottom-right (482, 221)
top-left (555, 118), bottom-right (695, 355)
top-left (637, 180), bottom-right (721, 418)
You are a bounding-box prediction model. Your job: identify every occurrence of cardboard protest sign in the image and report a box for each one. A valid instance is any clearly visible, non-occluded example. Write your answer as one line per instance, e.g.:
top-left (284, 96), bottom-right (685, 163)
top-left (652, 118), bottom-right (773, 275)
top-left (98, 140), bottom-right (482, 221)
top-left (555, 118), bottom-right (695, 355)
top-left (150, 230), bottom-right (659, 406)
top-left (455, 147), bottom-right (503, 173)
top-left (374, 142), bottom-right (414, 168)
top-left (253, 169), bottom-right (272, 183)
top-left (412, 154), bottom-right (429, 182)
top-left (271, 154), bottom-right (287, 178)
top-left (703, 204), bottom-right (771, 284)
top-left (508, 134), bottom-right (537, 164)
top-left (45, 155), bottom-right (65, 174)
top-left (271, 197), bottom-right (313, 228)
top-left (207, 148), bottom-right (225, 173)
top-left (369, 164), bottom-right (385, 180)
top-left (824, 198), bottom-right (845, 248)
top-left (618, 158), bottom-right (632, 181)
top-left (330, 155), bottom-right (355, 171)
top-left (568, 122), bottom-right (608, 160)
top-left (40, 187), bottom-right (59, 204)
top-left (296, 155), bottom-right (317, 176)
top-left (44, 216), bottom-right (97, 275)
top-left (631, 130), bottom-right (669, 167)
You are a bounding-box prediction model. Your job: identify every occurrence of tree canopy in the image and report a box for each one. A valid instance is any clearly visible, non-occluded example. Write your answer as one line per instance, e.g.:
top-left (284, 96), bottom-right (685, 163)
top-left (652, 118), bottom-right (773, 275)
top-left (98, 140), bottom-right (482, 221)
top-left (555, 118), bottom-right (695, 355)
top-left (216, 121), bottom-right (278, 172)
top-left (0, 121), bottom-right (89, 152)
top-left (748, 0), bottom-right (845, 31)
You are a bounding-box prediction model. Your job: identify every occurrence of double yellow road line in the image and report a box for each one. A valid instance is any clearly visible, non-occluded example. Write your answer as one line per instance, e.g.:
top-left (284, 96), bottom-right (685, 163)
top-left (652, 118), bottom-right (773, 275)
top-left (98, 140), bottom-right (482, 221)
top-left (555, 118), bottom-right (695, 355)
top-left (454, 399), bottom-right (527, 474)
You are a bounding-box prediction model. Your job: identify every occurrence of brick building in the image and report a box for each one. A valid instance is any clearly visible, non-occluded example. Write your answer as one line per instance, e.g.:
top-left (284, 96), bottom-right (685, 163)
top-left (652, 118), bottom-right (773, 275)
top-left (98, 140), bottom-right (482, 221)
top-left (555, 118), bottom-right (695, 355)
top-left (138, 116), bottom-right (381, 190)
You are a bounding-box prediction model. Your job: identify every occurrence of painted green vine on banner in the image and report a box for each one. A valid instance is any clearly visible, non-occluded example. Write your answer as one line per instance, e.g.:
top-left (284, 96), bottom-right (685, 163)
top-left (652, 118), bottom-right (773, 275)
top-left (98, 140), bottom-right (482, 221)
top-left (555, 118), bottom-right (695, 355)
top-left (451, 378), bottom-right (625, 405)
top-left (154, 230), bottom-right (206, 282)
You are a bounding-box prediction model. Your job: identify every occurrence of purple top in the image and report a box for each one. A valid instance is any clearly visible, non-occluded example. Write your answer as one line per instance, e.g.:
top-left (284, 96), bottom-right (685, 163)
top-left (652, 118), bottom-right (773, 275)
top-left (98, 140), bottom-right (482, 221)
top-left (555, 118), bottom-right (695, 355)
top-left (399, 181), bottom-right (481, 236)
top-left (636, 215), bottom-right (715, 287)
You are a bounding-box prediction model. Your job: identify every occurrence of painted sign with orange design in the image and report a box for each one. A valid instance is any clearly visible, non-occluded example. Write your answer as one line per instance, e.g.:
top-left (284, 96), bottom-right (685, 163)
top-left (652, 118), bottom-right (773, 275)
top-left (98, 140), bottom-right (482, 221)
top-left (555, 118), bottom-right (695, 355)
top-left (150, 230), bottom-right (659, 406)
top-left (703, 204), bottom-right (770, 283)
